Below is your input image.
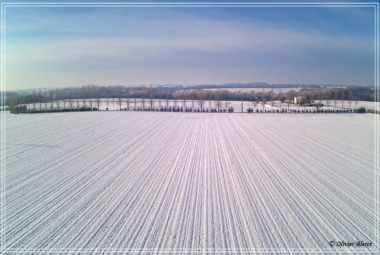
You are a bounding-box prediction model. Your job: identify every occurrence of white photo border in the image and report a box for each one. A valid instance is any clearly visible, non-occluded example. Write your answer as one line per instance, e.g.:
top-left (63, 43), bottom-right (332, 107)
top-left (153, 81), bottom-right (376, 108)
top-left (0, 2), bottom-right (379, 254)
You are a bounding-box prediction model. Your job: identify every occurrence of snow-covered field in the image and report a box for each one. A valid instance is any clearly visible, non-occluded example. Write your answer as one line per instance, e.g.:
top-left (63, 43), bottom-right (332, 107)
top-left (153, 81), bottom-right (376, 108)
top-left (1, 112), bottom-right (379, 254)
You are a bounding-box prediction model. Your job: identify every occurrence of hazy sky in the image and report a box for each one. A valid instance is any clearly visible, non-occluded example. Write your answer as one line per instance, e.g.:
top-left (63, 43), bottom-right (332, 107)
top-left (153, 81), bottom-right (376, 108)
top-left (4, 2), bottom-right (375, 90)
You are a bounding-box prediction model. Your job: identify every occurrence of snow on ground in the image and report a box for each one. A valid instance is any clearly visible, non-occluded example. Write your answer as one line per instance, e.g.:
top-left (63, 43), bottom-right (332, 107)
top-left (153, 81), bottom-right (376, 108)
top-left (1, 112), bottom-right (379, 254)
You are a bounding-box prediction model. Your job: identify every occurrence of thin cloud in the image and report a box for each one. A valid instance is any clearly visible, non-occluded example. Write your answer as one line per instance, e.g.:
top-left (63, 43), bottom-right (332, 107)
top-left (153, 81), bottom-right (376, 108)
top-left (5, 6), bottom-right (374, 89)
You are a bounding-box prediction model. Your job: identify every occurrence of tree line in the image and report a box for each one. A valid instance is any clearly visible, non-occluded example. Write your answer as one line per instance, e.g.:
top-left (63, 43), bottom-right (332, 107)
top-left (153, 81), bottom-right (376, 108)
top-left (4, 84), bottom-right (376, 112)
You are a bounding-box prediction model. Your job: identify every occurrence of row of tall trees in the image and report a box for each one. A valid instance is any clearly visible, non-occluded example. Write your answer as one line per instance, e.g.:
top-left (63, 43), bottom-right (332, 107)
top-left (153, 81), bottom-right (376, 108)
top-left (5, 84), bottom-right (376, 111)
top-left (5, 86), bottom-right (232, 111)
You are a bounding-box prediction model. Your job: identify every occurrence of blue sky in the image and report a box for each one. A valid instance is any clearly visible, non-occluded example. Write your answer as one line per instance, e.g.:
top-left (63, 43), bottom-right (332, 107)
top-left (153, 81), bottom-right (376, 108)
top-left (4, 2), bottom-right (375, 90)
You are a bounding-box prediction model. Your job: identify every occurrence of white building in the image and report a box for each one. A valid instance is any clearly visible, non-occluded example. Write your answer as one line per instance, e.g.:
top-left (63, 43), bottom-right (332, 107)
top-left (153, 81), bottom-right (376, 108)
top-left (293, 96), bottom-right (303, 104)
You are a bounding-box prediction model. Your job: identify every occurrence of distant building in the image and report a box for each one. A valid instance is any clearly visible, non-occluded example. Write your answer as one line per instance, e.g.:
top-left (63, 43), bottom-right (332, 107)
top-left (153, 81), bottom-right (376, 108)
top-left (293, 96), bottom-right (303, 104)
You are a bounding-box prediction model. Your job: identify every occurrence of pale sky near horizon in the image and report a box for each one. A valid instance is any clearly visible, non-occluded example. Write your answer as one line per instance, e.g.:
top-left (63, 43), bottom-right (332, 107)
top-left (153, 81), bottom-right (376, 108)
top-left (4, 2), bottom-right (375, 90)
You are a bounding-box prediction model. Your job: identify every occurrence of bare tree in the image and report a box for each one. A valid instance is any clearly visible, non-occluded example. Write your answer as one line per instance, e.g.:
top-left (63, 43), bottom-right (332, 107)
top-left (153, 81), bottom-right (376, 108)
top-left (181, 90), bottom-right (187, 109)
top-left (309, 89), bottom-right (317, 103)
top-left (62, 97), bottom-right (67, 110)
top-left (95, 85), bottom-right (102, 110)
top-left (348, 91), bottom-right (353, 110)
top-left (250, 90), bottom-right (257, 100)
top-left (117, 86), bottom-right (123, 110)
top-left (61, 89), bottom-right (68, 109)
top-left (165, 91), bottom-right (170, 108)
top-left (215, 89), bottom-right (223, 112)
top-left (75, 87), bottom-right (80, 110)
top-left (88, 86), bottom-right (94, 110)
top-left (208, 92), bottom-right (212, 110)
top-left (6, 93), bottom-right (18, 112)
top-left (38, 89), bottom-right (43, 111)
top-left (317, 90), bottom-right (323, 104)
top-left (333, 90), bottom-right (338, 109)
top-left (240, 93), bottom-right (245, 113)
top-left (256, 91), bottom-right (264, 103)
top-left (148, 86), bottom-right (155, 109)
top-left (325, 91), bottom-right (331, 110)
top-left (269, 91), bottom-right (274, 108)
top-left (341, 94), bottom-right (345, 109)
top-left (133, 88), bottom-right (138, 109)
top-left (197, 88), bottom-right (205, 111)
top-left (32, 90), bottom-right (37, 111)
top-left (44, 91), bottom-right (50, 112)
top-left (261, 99), bottom-right (267, 111)
top-left (141, 86), bottom-right (147, 109)
top-left (45, 94), bottom-right (50, 110)
top-left (277, 90), bottom-right (284, 102)
top-left (55, 88), bottom-right (61, 111)
top-left (287, 90), bottom-right (297, 101)
top-left (124, 87), bottom-right (131, 109)
top-left (286, 90), bottom-right (297, 112)
top-left (190, 90), bottom-right (195, 109)
top-left (68, 88), bottom-right (73, 109)
top-left (278, 93), bottom-right (286, 110)
top-left (157, 93), bottom-right (162, 108)
top-left (81, 86), bottom-right (87, 109)
top-left (173, 91), bottom-right (179, 108)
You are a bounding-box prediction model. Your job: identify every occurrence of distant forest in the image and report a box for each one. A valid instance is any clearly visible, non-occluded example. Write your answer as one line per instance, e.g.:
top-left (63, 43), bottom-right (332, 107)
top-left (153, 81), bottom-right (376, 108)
top-left (4, 83), bottom-right (377, 111)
